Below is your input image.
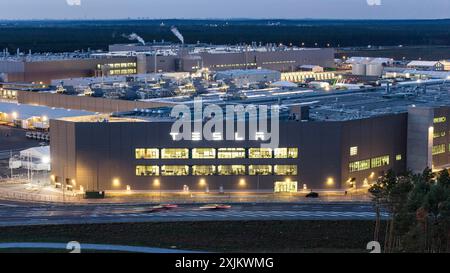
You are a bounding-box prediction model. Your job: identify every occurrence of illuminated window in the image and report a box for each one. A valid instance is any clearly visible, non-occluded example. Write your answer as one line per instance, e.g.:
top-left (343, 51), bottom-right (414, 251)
top-left (161, 148), bottom-right (189, 159)
top-left (136, 165), bottom-right (159, 176)
top-left (192, 165), bottom-right (216, 176)
top-left (135, 148), bottom-right (159, 159)
top-left (350, 146), bottom-right (358, 156)
top-left (217, 148), bottom-right (246, 159)
top-left (274, 181), bottom-right (298, 193)
top-left (192, 148), bottom-right (216, 159)
top-left (371, 155), bottom-right (390, 168)
top-left (249, 148), bottom-right (272, 159)
top-left (396, 154), bottom-right (402, 161)
top-left (432, 144), bottom-right (446, 155)
top-left (218, 165), bottom-right (246, 175)
top-left (274, 148), bottom-right (298, 159)
top-left (249, 165), bottom-right (273, 175)
top-left (161, 165), bottom-right (189, 176)
top-left (349, 160), bottom-right (370, 173)
top-left (434, 131), bottom-right (446, 138)
top-left (434, 117), bottom-right (447, 124)
top-left (274, 165), bottom-right (298, 175)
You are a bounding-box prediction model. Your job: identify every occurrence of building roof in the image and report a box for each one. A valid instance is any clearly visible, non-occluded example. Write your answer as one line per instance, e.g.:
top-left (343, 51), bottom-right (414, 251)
top-left (20, 146), bottom-right (49, 158)
top-left (215, 69), bottom-right (280, 77)
top-left (407, 61), bottom-right (441, 67)
top-left (0, 101), bottom-right (94, 120)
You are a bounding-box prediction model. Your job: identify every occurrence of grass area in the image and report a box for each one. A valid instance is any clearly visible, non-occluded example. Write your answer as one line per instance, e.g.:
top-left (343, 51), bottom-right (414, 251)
top-left (0, 220), bottom-right (385, 253)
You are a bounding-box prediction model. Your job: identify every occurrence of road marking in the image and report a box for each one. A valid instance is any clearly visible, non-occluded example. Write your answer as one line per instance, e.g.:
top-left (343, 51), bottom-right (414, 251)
top-left (0, 203), bottom-right (18, 207)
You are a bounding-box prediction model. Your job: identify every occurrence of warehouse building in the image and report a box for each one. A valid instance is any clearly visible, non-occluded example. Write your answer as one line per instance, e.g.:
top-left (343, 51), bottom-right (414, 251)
top-left (0, 44), bottom-right (334, 85)
top-left (49, 80), bottom-right (450, 194)
top-left (0, 53), bottom-right (137, 84)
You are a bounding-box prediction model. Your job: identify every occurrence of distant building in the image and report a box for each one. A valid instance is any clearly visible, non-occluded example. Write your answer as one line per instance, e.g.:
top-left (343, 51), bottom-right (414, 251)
top-left (440, 60), bottom-right (450, 71)
top-left (0, 44), bottom-right (335, 84)
top-left (215, 69), bottom-right (281, 87)
top-left (0, 54), bottom-right (137, 84)
top-left (299, 65), bottom-right (324, 73)
top-left (407, 61), bottom-right (444, 71)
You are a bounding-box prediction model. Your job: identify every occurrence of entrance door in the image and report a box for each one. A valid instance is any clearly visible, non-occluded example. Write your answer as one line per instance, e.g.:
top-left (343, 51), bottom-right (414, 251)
top-left (274, 181), bottom-right (298, 193)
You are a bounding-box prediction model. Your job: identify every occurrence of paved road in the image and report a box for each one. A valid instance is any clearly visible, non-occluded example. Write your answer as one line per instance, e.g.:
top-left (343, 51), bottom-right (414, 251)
top-left (0, 200), bottom-right (387, 226)
top-left (0, 242), bottom-right (200, 253)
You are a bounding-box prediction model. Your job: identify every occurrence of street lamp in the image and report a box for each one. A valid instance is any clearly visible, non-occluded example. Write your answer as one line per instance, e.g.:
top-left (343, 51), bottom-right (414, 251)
top-left (199, 178), bottom-right (208, 193)
top-left (239, 178), bottom-right (246, 188)
top-left (112, 178), bottom-right (120, 187)
top-left (11, 111), bottom-right (18, 120)
top-left (153, 179), bottom-right (161, 203)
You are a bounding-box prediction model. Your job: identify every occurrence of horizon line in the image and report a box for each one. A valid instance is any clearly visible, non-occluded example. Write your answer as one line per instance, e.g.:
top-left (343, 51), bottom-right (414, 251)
top-left (1, 17), bottom-right (450, 21)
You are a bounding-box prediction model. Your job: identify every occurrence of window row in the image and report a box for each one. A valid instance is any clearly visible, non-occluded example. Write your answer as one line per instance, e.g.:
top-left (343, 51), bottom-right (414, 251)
top-left (136, 165), bottom-right (298, 176)
top-left (349, 155), bottom-right (390, 173)
top-left (430, 144), bottom-right (450, 156)
top-left (135, 148), bottom-right (298, 160)
top-left (434, 117), bottom-right (447, 124)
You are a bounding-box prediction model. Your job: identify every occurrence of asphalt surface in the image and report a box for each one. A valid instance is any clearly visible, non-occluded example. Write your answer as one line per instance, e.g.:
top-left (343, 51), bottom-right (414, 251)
top-left (0, 126), bottom-right (41, 152)
top-left (0, 200), bottom-right (387, 226)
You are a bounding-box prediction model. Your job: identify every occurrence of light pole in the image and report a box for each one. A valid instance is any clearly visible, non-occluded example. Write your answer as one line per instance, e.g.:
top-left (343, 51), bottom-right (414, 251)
top-left (153, 179), bottom-right (161, 203)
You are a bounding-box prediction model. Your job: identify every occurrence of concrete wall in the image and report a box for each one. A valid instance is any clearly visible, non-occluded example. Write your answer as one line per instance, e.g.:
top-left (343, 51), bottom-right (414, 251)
top-left (407, 106), bottom-right (434, 174)
top-left (17, 91), bottom-right (173, 113)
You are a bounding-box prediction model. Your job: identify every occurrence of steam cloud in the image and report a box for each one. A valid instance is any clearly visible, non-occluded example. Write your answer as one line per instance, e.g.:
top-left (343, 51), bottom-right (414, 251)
top-left (122, 33), bottom-right (146, 46)
top-left (366, 0), bottom-right (381, 6)
top-left (171, 26), bottom-right (185, 44)
top-left (66, 0), bottom-right (81, 6)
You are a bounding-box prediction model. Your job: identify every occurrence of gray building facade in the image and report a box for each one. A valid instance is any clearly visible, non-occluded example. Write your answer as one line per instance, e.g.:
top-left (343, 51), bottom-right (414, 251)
top-left (50, 112), bottom-right (407, 193)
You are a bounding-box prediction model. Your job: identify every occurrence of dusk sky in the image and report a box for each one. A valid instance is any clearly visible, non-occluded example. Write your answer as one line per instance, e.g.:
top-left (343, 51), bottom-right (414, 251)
top-left (0, 0), bottom-right (449, 20)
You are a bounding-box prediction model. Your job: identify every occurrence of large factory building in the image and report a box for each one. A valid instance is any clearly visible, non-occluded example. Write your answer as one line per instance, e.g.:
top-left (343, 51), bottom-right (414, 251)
top-left (123, 44), bottom-right (335, 73)
top-left (0, 44), bottom-right (334, 85)
top-left (0, 54), bottom-right (137, 84)
top-left (49, 83), bottom-right (450, 194)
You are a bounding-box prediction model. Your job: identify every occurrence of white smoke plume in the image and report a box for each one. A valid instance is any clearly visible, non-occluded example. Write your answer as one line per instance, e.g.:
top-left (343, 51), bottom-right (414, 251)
top-left (171, 26), bottom-right (185, 44)
top-left (122, 33), bottom-right (146, 46)
top-left (367, 0), bottom-right (381, 6)
top-left (66, 0), bottom-right (81, 6)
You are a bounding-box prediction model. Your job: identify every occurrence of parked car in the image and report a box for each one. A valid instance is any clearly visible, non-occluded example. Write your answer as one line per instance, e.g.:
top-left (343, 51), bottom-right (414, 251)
top-left (305, 192), bottom-right (319, 198)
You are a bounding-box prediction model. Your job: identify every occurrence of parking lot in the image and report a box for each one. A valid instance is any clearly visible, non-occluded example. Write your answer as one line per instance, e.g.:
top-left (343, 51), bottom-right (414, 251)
top-left (0, 125), bottom-right (43, 178)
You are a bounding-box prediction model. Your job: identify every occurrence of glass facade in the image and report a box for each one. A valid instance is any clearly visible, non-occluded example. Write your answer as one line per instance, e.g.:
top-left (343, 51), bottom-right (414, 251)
top-left (249, 165), bottom-right (273, 175)
top-left (432, 144), bottom-right (446, 155)
top-left (249, 148), bottom-right (273, 159)
top-left (274, 165), bottom-right (298, 175)
top-left (217, 148), bottom-right (246, 159)
top-left (192, 165), bottom-right (216, 176)
top-left (274, 181), bottom-right (298, 193)
top-left (161, 149), bottom-right (189, 159)
top-left (349, 160), bottom-right (371, 173)
top-left (135, 147), bottom-right (302, 178)
top-left (371, 155), bottom-right (390, 168)
top-left (274, 148), bottom-right (298, 159)
top-left (218, 165), bottom-right (246, 175)
top-left (135, 148), bottom-right (159, 159)
top-left (161, 165), bottom-right (189, 176)
top-left (136, 165), bottom-right (159, 176)
top-left (192, 148), bottom-right (216, 159)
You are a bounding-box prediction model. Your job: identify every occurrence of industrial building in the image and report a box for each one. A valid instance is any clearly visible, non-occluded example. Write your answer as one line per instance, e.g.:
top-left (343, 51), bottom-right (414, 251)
top-left (0, 53), bottom-right (137, 84)
top-left (0, 101), bottom-right (93, 130)
top-left (49, 79), bottom-right (450, 194)
top-left (407, 61), bottom-right (444, 71)
top-left (214, 69), bottom-right (281, 88)
top-left (0, 44), bottom-right (335, 85)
